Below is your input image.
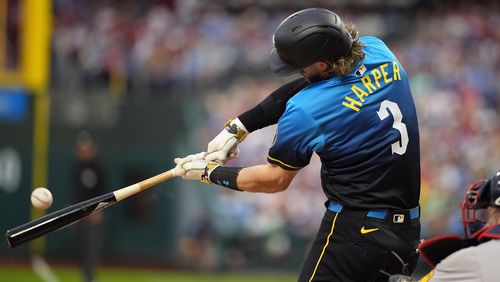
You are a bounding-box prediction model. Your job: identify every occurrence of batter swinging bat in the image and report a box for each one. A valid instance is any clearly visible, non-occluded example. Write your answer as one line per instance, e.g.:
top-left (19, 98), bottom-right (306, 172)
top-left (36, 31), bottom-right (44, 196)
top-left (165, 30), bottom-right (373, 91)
top-left (6, 169), bottom-right (176, 248)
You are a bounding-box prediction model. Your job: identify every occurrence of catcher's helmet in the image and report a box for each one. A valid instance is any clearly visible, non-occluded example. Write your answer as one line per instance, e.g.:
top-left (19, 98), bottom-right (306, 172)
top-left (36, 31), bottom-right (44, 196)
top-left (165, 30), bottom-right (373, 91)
top-left (269, 8), bottom-right (353, 76)
top-left (461, 170), bottom-right (500, 237)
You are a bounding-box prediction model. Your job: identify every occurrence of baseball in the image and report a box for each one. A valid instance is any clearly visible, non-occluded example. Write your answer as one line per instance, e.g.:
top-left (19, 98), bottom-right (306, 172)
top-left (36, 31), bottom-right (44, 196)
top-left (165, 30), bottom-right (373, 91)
top-left (31, 187), bottom-right (53, 210)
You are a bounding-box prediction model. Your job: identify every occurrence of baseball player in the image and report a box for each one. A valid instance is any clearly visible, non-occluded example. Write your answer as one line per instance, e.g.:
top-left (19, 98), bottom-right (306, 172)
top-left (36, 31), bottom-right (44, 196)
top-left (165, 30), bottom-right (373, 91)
top-left (419, 170), bottom-right (500, 282)
top-left (390, 170), bottom-right (500, 282)
top-left (175, 8), bottom-right (421, 281)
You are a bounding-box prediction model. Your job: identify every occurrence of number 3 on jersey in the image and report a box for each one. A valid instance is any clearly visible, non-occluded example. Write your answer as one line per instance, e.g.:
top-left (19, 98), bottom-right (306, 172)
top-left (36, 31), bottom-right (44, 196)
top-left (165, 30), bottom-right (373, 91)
top-left (377, 100), bottom-right (408, 155)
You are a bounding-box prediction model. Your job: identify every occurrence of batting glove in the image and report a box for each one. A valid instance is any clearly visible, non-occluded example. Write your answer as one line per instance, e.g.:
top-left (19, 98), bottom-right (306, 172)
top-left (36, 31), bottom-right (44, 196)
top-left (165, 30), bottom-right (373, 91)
top-left (174, 154), bottom-right (219, 183)
top-left (205, 118), bottom-right (248, 164)
top-left (173, 152), bottom-right (206, 177)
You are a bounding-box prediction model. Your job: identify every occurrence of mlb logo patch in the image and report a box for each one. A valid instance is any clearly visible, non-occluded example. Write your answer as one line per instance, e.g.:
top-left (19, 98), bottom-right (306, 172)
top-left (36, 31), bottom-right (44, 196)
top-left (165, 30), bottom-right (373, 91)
top-left (354, 64), bottom-right (367, 77)
top-left (393, 214), bottom-right (405, 223)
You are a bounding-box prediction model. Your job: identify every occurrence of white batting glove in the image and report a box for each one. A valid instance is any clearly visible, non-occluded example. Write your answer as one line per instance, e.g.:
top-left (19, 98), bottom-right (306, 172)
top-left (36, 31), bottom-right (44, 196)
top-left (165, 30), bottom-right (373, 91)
top-left (173, 152), bottom-right (206, 177)
top-left (174, 157), bottom-right (220, 183)
top-left (205, 118), bottom-right (248, 164)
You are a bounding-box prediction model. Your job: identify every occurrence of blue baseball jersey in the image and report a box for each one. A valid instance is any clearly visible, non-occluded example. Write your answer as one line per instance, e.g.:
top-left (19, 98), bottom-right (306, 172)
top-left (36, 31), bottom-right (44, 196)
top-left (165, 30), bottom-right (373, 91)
top-left (267, 36), bottom-right (420, 209)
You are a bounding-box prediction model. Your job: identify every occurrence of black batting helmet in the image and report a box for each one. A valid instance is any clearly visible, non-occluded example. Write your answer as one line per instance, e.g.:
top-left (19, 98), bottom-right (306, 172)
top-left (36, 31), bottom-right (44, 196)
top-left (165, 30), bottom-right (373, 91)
top-left (269, 8), bottom-right (353, 76)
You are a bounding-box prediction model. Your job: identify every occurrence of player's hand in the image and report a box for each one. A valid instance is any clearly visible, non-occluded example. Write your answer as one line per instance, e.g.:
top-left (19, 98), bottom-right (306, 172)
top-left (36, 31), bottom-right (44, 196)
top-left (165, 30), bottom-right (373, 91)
top-left (174, 154), bottom-right (219, 183)
top-left (173, 152), bottom-right (206, 177)
top-left (205, 118), bottom-right (248, 164)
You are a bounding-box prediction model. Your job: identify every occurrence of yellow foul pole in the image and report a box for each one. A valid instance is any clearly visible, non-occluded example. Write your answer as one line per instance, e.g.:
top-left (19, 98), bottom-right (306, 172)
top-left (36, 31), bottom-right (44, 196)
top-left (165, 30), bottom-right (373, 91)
top-left (21, 0), bottom-right (52, 254)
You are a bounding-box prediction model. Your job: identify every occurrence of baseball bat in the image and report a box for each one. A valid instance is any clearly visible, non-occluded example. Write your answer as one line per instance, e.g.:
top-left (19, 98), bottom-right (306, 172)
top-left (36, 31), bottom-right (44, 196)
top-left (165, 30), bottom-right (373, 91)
top-left (6, 168), bottom-right (176, 248)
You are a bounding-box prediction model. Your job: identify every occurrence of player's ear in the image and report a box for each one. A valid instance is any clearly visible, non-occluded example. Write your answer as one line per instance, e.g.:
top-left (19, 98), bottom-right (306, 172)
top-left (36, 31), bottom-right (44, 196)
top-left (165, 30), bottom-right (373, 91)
top-left (317, 61), bottom-right (329, 72)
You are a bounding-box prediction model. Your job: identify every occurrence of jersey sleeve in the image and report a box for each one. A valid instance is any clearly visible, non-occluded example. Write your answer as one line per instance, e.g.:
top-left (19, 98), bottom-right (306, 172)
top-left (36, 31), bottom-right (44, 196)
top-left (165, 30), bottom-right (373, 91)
top-left (267, 101), bottom-right (324, 170)
top-left (238, 78), bottom-right (309, 132)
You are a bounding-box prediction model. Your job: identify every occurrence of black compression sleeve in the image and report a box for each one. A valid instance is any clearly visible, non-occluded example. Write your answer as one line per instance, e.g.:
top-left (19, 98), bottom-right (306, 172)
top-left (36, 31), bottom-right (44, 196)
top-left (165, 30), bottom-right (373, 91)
top-left (238, 78), bottom-right (309, 132)
top-left (209, 166), bottom-right (244, 191)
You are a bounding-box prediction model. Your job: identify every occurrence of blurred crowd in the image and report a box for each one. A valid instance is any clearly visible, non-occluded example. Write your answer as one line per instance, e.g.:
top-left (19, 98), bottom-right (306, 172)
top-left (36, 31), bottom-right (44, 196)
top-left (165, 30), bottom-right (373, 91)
top-left (51, 0), bottom-right (409, 95)
top-left (394, 3), bottom-right (500, 236)
top-left (52, 0), bottom-right (283, 96)
top-left (50, 0), bottom-right (500, 270)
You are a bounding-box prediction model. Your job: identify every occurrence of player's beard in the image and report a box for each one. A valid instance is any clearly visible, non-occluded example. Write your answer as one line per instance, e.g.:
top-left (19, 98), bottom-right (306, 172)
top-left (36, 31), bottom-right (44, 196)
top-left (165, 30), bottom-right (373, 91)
top-left (304, 71), bottom-right (326, 84)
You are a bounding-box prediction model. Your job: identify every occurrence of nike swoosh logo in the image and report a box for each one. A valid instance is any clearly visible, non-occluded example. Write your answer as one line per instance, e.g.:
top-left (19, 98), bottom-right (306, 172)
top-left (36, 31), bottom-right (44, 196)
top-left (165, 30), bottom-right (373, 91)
top-left (360, 226), bottom-right (379, 234)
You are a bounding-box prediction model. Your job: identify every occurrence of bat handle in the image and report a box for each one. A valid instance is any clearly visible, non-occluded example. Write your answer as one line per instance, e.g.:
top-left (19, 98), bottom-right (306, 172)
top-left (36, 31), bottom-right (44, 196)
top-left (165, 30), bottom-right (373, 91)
top-left (113, 169), bottom-right (176, 201)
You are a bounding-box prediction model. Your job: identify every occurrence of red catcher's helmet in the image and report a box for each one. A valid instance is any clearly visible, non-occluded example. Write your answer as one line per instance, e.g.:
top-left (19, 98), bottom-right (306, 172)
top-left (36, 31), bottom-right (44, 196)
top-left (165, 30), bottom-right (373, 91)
top-left (461, 171), bottom-right (500, 237)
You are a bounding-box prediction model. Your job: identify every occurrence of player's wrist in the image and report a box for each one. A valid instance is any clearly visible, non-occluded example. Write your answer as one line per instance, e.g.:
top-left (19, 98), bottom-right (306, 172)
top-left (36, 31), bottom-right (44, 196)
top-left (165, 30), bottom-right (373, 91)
top-left (224, 118), bottom-right (248, 141)
top-left (200, 162), bottom-right (218, 184)
top-left (208, 166), bottom-right (243, 191)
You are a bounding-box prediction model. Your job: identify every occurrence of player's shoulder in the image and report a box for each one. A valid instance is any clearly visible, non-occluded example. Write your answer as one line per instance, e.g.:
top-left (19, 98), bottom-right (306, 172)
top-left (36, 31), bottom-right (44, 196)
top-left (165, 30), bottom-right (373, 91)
top-left (432, 240), bottom-right (499, 281)
top-left (439, 242), bottom-right (488, 266)
top-left (360, 36), bottom-right (398, 63)
top-left (288, 81), bottom-right (330, 106)
top-left (360, 36), bottom-right (392, 52)
top-left (430, 249), bottom-right (480, 282)
top-left (431, 246), bottom-right (479, 279)
top-left (359, 36), bottom-right (387, 47)
top-left (284, 84), bottom-right (326, 120)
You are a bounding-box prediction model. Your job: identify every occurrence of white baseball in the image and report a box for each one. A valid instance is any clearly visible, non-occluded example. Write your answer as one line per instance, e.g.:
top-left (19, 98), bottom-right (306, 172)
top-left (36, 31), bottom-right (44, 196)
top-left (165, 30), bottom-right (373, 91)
top-left (31, 187), bottom-right (53, 210)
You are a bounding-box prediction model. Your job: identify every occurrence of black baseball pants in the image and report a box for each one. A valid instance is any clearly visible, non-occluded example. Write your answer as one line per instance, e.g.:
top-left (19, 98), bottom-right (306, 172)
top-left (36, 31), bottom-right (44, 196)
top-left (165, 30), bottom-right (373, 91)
top-left (298, 202), bottom-right (420, 282)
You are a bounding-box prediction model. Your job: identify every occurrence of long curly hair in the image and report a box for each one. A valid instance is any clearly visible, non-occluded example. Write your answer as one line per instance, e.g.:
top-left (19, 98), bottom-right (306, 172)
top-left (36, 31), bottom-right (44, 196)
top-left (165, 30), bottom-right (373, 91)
top-left (324, 23), bottom-right (365, 77)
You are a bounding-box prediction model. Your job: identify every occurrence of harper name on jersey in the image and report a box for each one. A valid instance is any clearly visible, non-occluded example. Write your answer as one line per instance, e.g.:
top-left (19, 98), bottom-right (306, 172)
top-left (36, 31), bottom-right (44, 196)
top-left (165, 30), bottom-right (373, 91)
top-left (344, 61), bottom-right (402, 112)
top-left (267, 36), bottom-right (420, 209)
